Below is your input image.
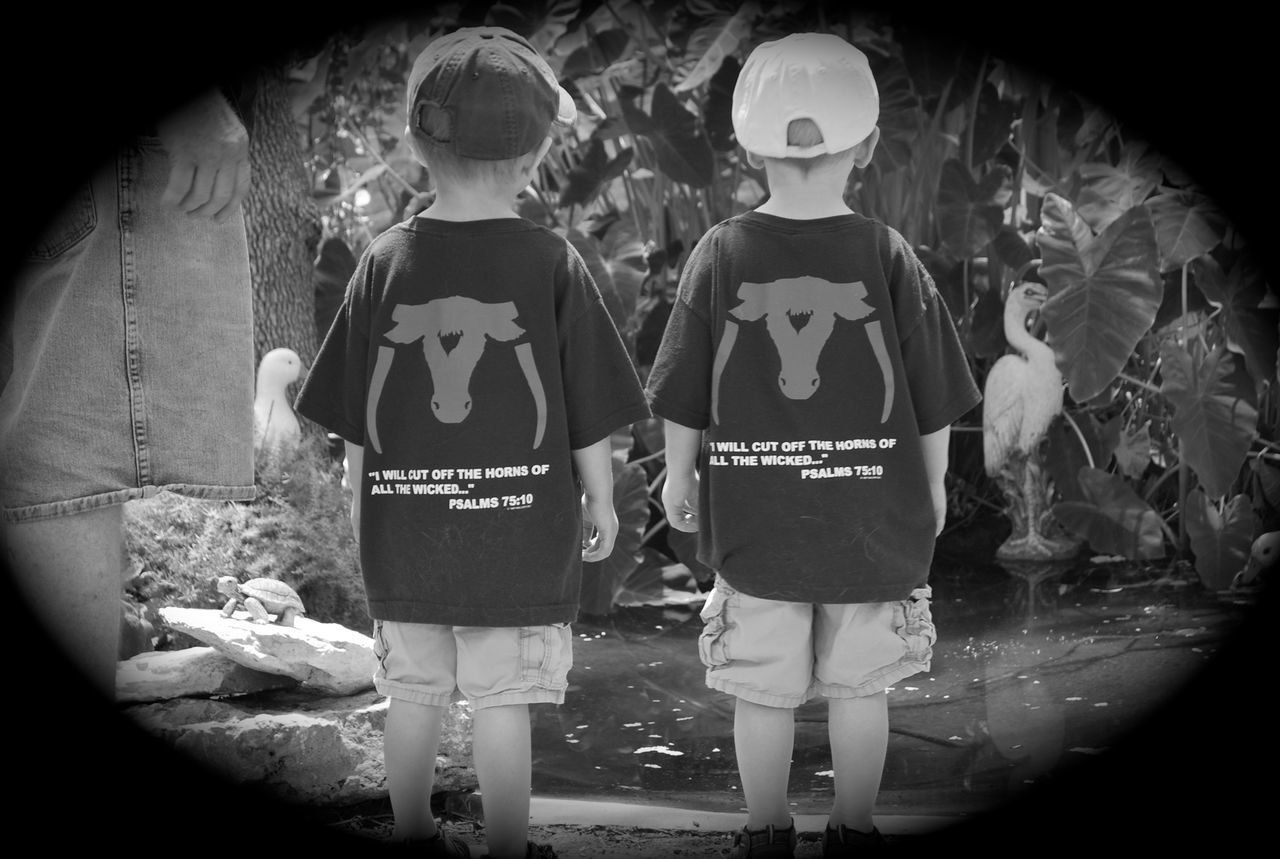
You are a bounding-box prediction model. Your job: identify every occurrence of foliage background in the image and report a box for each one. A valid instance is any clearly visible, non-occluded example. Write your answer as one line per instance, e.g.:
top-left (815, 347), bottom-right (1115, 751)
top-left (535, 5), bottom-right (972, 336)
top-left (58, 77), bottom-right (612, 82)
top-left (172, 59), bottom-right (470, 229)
top-left (108, 1), bottom-right (1280, 624)
top-left (4, 1), bottom-right (1279, 850)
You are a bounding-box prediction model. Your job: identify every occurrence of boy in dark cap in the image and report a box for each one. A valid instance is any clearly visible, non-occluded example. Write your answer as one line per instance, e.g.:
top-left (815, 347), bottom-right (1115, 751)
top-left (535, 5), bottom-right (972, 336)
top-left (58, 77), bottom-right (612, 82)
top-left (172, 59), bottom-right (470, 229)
top-left (296, 27), bottom-right (649, 859)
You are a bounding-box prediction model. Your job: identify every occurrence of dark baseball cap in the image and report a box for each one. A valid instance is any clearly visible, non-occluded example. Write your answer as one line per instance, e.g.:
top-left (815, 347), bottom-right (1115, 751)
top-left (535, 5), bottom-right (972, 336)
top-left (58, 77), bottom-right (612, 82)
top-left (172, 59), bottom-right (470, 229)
top-left (407, 27), bottom-right (577, 161)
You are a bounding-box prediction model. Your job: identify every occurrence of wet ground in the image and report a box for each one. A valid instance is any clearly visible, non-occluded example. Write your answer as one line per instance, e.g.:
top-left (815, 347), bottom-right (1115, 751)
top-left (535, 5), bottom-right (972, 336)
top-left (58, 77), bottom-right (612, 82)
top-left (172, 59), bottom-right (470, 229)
top-left (16, 515), bottom-right (1266, 854)
top-left (307, 518), bottom-right (1269, 852)
top-left (526, 549), bottom-right (1245, 821)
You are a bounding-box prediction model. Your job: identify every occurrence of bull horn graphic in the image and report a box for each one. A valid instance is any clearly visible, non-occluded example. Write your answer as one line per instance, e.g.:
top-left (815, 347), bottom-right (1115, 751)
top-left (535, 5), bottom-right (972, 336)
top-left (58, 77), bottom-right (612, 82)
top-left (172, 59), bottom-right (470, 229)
top-left (365, 298), bottom-right (549, 452)
top-left (710, 277), bottom-right (894, 424)
top-left (514, 342), bottom-right (547, 449)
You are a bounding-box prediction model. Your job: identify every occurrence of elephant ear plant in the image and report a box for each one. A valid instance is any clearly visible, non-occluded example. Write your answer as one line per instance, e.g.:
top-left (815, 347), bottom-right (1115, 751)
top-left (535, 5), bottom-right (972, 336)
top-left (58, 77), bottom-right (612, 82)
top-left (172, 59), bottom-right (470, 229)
top-left (290, 2), bottom-right (1275, 608)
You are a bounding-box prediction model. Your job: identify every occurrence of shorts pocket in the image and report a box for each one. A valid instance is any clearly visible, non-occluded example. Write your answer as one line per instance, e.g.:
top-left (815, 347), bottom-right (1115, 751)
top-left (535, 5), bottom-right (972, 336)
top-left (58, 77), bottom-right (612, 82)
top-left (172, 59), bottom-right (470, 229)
top-left (697, 584), bottom-right (733, 669)
top-left (372, 620), bottom-right (390, 674)
top-left (519, 623), bottom-right (572, 690)
top-left (894, 585), bottom-right (936, 664)
top-left (26, 184), bottom-right (97, 262)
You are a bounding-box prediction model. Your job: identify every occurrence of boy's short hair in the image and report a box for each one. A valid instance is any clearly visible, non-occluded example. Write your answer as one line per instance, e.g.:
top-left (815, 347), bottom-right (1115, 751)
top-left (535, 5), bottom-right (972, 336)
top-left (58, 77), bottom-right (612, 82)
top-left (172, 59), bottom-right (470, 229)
top-left (733, 33), bottom-right (878, 160)
top-left (406, 26), bottom-right (576, 165)
top-left (414, 137), bottom-right (529, 188)
top-left (776, 117), bottom-right (851, 175)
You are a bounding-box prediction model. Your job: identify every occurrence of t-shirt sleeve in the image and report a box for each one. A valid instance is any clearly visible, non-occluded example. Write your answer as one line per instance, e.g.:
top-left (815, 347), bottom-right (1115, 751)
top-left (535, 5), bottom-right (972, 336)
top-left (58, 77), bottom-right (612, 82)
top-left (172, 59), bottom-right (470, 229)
top-left (644, 232), bottom-right (716, 430)
top-left (559, 245), bottom-right (651, 449)
top-left (894, 249), bottom-right (982, 434)
top-left (293, 246), bottom-right (373, 444)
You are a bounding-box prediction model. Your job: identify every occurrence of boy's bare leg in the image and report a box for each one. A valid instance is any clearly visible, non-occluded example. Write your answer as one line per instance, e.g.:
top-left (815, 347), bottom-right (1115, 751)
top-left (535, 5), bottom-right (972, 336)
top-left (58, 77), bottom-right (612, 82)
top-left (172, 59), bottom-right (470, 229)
top-left (827, 692), bottom-right (889, 832)
top-left (385, 698), bottom-right (446, 842)
top-left (473, 703), bottom-right (532, 858)
top-left (2, 505), bottom-right (124, 698)
top-left (734, 698), bottom-right (795, 829)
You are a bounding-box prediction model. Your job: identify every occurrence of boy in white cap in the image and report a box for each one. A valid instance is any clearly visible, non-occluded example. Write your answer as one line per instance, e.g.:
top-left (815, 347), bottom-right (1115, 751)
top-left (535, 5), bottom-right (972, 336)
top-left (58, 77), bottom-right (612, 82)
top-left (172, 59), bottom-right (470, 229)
top-left (295, 26), bottom-right (649, 859)
top-left (646, 32), bottom-right (980, 857)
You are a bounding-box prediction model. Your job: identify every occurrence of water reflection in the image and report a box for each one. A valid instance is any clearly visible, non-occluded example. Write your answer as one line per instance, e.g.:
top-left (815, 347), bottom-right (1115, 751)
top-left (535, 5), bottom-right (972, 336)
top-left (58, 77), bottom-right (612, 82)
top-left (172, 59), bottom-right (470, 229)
top-left (530, 553), bottom-right (1243, 820)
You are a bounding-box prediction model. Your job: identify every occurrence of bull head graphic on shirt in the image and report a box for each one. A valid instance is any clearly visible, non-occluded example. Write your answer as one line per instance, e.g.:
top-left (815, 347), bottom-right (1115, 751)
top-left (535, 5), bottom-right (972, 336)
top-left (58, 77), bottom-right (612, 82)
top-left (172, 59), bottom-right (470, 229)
top-left (365, 297), bottom-right (547, 453)
top-left (710, 277), bottom-right (895, 424)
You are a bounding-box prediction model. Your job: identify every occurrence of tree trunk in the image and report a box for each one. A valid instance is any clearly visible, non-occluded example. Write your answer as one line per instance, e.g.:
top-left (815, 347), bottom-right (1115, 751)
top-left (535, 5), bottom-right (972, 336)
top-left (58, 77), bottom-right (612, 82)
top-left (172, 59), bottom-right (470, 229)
top-left (244, 68), bottom-right (321, 370)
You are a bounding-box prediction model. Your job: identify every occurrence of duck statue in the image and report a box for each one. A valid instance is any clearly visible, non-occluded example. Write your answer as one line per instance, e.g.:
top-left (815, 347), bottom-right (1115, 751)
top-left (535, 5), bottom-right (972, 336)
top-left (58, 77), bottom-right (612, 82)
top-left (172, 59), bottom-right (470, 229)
top-left (253, 347), bottom-right (304, 459)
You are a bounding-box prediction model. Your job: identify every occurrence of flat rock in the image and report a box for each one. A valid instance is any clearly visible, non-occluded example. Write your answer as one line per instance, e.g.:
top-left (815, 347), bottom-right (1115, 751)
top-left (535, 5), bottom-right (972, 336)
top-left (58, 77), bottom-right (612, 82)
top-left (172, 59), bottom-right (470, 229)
top-left (123, 689), bottom-right (475, 805)
top-left (117, 647), bottom-right (297, 703)
top-left (160, 607), bottom-right (376, 695)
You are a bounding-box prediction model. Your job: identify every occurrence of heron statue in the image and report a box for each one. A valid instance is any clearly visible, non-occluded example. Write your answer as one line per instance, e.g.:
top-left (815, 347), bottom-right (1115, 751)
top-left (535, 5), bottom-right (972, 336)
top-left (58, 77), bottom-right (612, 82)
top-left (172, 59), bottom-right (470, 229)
top-left (982, 282), bottom-right (1081, 562)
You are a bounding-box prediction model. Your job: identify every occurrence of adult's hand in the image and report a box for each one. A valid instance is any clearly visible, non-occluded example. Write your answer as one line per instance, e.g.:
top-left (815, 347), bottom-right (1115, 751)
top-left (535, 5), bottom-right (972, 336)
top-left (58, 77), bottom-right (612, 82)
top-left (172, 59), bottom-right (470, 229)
top-left (156, 89), bottom-right (251, 222)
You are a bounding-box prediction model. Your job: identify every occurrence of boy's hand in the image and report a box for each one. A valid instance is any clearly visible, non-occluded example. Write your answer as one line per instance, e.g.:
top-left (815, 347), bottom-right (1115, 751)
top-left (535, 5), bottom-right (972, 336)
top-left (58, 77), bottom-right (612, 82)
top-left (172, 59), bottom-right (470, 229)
top-left (581, 492), bottom-right (618, 562)
top-left (931, 482), bottom-right (947, 537)
top-left (662, 472), bottom-right (700, 533)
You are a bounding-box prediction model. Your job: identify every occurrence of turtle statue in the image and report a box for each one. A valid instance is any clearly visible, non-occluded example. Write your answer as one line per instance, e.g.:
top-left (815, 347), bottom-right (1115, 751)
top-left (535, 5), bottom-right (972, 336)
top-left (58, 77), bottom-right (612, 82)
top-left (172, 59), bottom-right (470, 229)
top-left (216, 576), bottom-right (305, 627)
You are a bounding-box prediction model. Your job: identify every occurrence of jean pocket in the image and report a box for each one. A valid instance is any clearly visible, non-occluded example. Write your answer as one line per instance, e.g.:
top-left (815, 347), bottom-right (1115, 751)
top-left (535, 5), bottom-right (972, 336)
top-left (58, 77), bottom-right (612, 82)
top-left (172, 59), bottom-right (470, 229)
top-left (26, 184), bottom-right (97, 262)
top-left (697, 585), bottom-right (732, 669)
top-left (894, 585), bottom-right (936, 663)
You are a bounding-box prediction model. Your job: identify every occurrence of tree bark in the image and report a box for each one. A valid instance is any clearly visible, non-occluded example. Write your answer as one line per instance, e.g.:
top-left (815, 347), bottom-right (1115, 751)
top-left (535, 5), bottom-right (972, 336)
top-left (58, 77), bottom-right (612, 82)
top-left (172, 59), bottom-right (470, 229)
top-left (243, 68), bottom-right (321, 370)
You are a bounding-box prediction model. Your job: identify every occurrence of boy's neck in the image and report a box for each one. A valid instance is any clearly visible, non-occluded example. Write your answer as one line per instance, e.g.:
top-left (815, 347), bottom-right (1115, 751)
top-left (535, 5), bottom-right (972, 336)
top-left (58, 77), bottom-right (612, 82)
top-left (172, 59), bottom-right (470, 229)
top-left (755, 193), bottom-right (855, 220)
top-left (418, 183), bottom-right (524, 222)
top-left (755, 152), bottom-right (859, 220)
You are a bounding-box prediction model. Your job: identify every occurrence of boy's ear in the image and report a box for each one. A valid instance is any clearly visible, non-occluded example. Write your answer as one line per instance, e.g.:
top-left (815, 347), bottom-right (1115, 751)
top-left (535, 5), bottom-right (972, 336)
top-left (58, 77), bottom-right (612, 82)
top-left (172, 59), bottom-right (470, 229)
top-left (530, 135), bottom-right (554, 169)
top-left (745, 150), bottom-right (765, 170)
top-left (406, 125), bottom-right (430, 168)
top-left (852, 126), bottom-right (880, 169)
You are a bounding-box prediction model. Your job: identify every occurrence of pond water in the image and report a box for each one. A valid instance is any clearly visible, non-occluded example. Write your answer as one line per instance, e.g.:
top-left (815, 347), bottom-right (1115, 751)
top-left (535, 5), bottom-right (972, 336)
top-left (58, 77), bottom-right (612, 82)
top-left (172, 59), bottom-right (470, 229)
top-left (526, 530), bottom-right (1249, 821)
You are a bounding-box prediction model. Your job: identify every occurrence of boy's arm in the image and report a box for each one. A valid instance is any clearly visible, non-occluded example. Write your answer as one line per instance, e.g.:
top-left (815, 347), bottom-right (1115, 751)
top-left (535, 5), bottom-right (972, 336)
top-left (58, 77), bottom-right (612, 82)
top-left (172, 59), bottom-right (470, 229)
top-left (344, 441), bottom-right (364, 545)
top-left (920, 426), bottom-right (951, 537)
top-left (661, 420), bottom-right (702, 533)
top-left (573, 437), bottom-right (617, 562)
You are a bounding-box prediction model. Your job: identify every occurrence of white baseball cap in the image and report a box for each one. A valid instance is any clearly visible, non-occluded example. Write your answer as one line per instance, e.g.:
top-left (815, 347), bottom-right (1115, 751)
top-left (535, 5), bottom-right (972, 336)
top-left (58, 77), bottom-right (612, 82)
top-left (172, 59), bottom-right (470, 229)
top-left (732, 33), bottom-right (879, 159)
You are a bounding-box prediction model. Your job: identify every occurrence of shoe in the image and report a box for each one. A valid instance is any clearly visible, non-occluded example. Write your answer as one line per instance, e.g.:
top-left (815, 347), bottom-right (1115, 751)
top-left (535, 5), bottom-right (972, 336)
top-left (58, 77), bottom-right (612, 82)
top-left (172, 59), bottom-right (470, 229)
top-left (732, 820), bottom-right (797, 858)
top-left (823, 823), bottom-right (888, 855)
top-left (524, 844), bottom-right (558, 859)
top-left (386, 829), bottom-right (472, 857)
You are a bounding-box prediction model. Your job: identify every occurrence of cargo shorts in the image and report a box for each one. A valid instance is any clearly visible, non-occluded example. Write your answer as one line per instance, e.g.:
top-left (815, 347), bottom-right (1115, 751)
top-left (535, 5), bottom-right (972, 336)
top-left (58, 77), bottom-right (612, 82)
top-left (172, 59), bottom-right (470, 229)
top-left (697, 575), bottom-right (936, 708)
top-left (373, 619), bottom-right (573, 709)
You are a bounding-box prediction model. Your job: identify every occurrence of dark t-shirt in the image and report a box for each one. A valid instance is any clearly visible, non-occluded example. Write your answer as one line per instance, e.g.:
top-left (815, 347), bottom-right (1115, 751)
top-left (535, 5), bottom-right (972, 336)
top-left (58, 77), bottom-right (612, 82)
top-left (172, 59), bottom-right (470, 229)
top-left (645, 211), bottom-right (981, 604)
top-left (295, 216), bottom-right (650, 626)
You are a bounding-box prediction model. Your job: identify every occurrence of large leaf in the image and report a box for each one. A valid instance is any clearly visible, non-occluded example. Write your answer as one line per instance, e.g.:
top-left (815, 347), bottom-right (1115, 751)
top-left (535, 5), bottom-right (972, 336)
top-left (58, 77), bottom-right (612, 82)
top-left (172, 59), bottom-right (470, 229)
top-left (1074, 141), bottom-right (1163, 232)
top-left (1185, 489), bottom-right (1257, 590)
top-left (1037, 197), bottom-right (1162, 402)
top-left (991, 224), bottom-right (1034, 273)
top-left (1113, 421), bottom-right (1152, 480)
top-left (620, 83), bottom-right (715, 188)
top-left (968, 286), bottom-right (1006, 359)
top-left (580, 461), bottom-right (651, 616)
top-left (965, 82), bottom-right (1018, 167)
top-left (566, 229), bottom-right (629, 336)
top-left (866, 52), bottom-right (920, 173)
top-left (1145, 189), bottom-right (1225, 272)
top-left (703, 53), bottom-right (738, 152)
top-left (560, 137), bottom-right (634, 209)
top-left (1160, 342), bottom-right (1258, 500)
top-left (672, 1), bottom-right (759, 93)
top-left (1044, 412), bottom-right (1108, 503)
top-left (1053, 467), bottom-right (1166, 560)
top-left (560, 28), bottom-right (631, 79)
top-left (1019, 92), bottom-right (1063, 196)
top-left (1192, 254), bottom-right (1279, 388)
top-left (935, 160), bottom-right (1008, 260)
